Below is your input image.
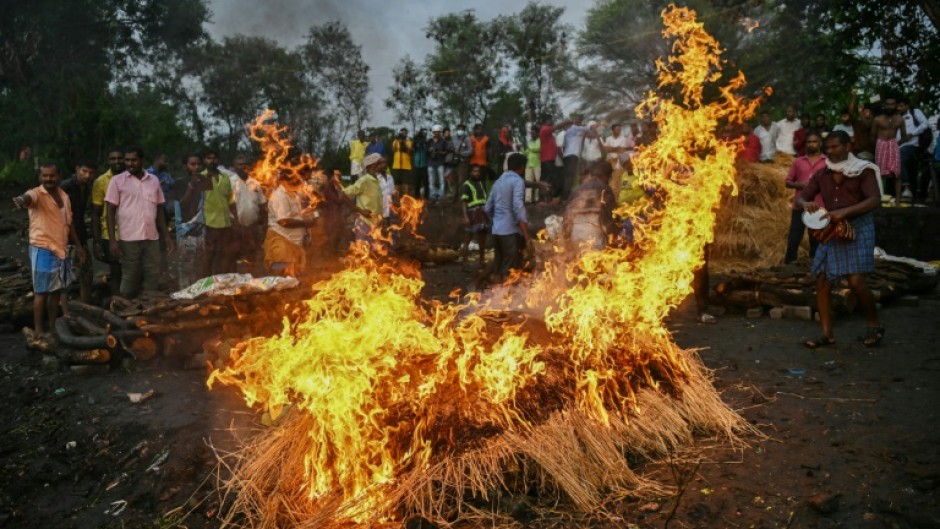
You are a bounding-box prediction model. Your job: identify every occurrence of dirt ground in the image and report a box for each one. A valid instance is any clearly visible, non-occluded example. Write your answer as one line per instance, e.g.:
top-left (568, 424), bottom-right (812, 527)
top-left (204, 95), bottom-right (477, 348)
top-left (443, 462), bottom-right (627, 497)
top-left (1, 199), bottom-right (938, 529)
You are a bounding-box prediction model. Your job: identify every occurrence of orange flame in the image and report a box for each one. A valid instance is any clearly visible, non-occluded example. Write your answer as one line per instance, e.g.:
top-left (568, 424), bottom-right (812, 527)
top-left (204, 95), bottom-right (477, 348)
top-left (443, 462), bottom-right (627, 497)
top-left (209, 4), bottom-right (765, 520)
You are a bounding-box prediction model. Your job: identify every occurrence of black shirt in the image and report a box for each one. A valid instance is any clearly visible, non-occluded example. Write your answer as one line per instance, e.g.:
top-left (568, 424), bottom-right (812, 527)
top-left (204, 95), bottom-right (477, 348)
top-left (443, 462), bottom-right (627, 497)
top-left (59, 176), bottom-right (91, 242)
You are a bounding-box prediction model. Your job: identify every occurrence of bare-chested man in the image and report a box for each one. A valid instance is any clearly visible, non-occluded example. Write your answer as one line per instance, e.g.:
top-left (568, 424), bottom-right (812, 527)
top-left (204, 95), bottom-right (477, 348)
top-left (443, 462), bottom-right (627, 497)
top-left (871, 96), bottom-right (907, 198)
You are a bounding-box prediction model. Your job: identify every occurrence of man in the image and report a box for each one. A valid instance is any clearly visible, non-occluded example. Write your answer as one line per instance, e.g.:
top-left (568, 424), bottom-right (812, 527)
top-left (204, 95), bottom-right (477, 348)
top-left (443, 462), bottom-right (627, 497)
top-left (427, 125), bottom-right (449, 203)
top-left (232, 155), bottom-right (267, 274)
top-left (897, 96), bottom-right (928, 202)
top-left (792, 113), bottom-right (813, 156)
top-left (831, 108), bottom-right (854, 140)
top-left (754, 111), bottom-right (778, 162)
top-left (774, 105), bottom-right (801, 156)
top-left (200, 149), bottom-right (234, 276)
top-left (469, 123), bottom-right (490, 181)
top-left (59, 159), bottom-right (96, 302)
top-left (377, 156), bottom-right (396, 226)
top-left (13, 163), bottom-right (86, 342)
top-left (390, 127), bottom-right (414, 197)
top-left (561, 116), bottom-right (592, 200)
top-left (848, 90), bottom-right (875, 159)
top-left (798, 131), bottom-right (883, 348)
top-left (603, 123), bottom-right (630, 202)
top-left (343, 153), bottom-right (385, 241)
top-left (460, 164), bottom-right (490, 267)
top-left (581, 121), bottom-right (604, 165)
top-left (538, 114), bottom-right (562, 204)
top-left (349, 130), bottom-right (368, 177)
top-left (450, 124), bottom-right (473, 202)
top-left (412, 128), bottom-right (429, 200)
top-left (484, 153), bottom-right (531, 282)
top-left (523, 125), bottom-right (541, 203)
top-left (91, 147), bottom-right (125, 293)
top-left (366, 131), bottom-right (385, 157)
top-left (146, 153), bottom-right (175, 205)
top-left (265, 170), bottom-right (317, 275)
top-left (784, 133), bottom-right (826, 263)
top-left (811, 113), bottom-right (830, 138)
top-left (562, 160), bottom-right (617, 255)
top-left (175, 154), bottom-right (205, 287)
top-left (738, 122), bottom-right (762, 163)
top-left (872, 96), bottom-right (907, 198)
top-left (105, 147), bottom-right (172, 298)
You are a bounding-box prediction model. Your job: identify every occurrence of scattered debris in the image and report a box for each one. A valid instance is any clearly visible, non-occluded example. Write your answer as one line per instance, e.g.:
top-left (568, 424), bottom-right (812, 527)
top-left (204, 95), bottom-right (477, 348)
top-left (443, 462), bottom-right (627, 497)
top-left (127, 389), bottom-right (156, 404)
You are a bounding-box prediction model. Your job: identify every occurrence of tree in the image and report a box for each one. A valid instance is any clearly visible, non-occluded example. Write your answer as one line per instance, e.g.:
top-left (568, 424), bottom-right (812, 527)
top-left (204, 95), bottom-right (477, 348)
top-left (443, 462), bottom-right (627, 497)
top-left (494, 2), bottom-right (574, 119)
top-left (0, 0), bottom-right (208, 164)
top-left (424, 11), bottom-right (504, 125)
top-left (302, 21), bottom-right (371, 140)
top-left (196, 36), bottom-right (307, 153)
top-left (384, 57), bottom-right (433, 132)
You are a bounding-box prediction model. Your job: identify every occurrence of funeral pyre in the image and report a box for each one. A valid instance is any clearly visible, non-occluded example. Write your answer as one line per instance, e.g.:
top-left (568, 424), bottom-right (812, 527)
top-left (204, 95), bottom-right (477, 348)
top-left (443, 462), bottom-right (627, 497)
top-left (207, 5), bottom-right (763, 527)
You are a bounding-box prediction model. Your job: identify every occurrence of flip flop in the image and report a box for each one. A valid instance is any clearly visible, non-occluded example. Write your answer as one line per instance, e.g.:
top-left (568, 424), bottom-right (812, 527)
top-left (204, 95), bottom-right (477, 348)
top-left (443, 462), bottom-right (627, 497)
top-left (862, 326), bottom-right (885, 347)
top-left (805, 335), bottom-right (836, 349)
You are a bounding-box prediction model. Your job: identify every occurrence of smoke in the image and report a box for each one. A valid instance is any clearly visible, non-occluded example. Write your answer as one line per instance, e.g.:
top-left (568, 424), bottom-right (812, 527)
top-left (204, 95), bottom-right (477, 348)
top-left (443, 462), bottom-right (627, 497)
top-left (206, 0), bottom-right (591, 127)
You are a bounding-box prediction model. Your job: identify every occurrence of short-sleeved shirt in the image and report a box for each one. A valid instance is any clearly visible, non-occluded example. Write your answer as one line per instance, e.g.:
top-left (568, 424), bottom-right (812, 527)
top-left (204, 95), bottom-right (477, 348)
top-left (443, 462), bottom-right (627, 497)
top-left (91, 170), bottom-right (115, 240)
top-left (470, 135), bottom-right (489, 166)
top-left (391, 139), bottom-right (413, 170)
top-left (202, 172), bottom-right (233, 228)
top-left (525, 139), bottom-right (541, 168)
top-left (800, 167), bottom-right (880, 212)
top-left (104, 171), bottom-right (165, 242)
top-left (539, 125), bottom-right (558, 162)
top-left (343, 172), bottom-right (383, 220)
top-left (774, 118), bottom-right (801, 155)
top-left (349, 140), bottom-right (367, 163)
top-left (755, 124), bottom-right (779, 161)
top-left (786, 155), bottom-right (827, 209)
top-left (267, 185), bottom-right (306, 247)
top-left (25, 186), bottom-right (72, 259)
top-left (233, 176), bottom-right (267, 226)
top-left (563, 124), bottom-right (591, 158)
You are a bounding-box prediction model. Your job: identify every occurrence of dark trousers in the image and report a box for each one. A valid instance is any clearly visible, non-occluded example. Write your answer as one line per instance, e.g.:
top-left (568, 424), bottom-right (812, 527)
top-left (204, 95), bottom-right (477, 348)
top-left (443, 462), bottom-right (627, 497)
top-left (414, 166), bottom-right (429, 199)
top-left (900, 144), bottom-right (918, 188)
top-left (119, 239), bottom-right (160, 297)
top-left (98, 239), bottom-right (123, 294)
top-left (205, 226), bottom-right (235, 277)
top-left (562, 155), bottom-right (579, 200)
top-left (493, 233), bottom-right (524, 278)
top-left (541, 161), bottom-right (561, 199)
top-left (785, 208), bottom-right (819, 264)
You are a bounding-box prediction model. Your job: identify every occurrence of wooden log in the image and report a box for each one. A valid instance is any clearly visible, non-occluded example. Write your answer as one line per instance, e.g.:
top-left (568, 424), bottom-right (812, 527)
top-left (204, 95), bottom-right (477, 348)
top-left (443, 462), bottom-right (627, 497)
top-left (54, 318), bottom-right (117, 350)
top-left (59, 348), bottom-right (111, 365)
top-left (123, 336), bottom-right (158, 361)
top-left (67, 300), bottom-right (136, 329)
top-left (68, 315), bottom-right (107, 336)
top-left (139, 316), bottom-right (236, 334)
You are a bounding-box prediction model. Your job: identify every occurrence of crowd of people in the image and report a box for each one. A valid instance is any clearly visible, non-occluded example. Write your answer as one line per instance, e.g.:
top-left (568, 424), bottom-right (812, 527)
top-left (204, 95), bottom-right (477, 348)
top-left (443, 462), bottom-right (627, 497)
top-left (12, 94), bottom-right (938, 347)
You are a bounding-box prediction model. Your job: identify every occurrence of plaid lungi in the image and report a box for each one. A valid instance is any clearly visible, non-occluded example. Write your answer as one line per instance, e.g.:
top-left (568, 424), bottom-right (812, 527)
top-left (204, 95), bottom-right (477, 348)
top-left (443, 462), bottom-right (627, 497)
top-left (875, 138), bottom-right (900, 177)
top-left (29, 245), bottom-right (74, 293)
top-left (810, 212), bottom-right (875, 281)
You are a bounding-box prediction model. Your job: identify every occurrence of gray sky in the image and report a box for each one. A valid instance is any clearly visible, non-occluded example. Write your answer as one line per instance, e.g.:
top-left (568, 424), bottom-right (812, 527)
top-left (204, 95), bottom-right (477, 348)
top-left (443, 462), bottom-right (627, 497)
top-left (206, 0), bottom-right (594, 126)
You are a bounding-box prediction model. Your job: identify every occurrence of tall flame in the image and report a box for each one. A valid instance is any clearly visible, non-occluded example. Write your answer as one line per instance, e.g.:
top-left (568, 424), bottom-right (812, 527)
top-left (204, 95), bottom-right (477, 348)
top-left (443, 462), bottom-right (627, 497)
top-left (208, 4), bottom-right (765, 520)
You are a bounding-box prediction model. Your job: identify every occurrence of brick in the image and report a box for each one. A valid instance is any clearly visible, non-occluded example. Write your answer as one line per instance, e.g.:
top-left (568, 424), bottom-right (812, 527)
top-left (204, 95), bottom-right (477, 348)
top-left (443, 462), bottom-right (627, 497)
top-left (786, 305), bottom-right (813, 321)
top-left (746, 307), bottom-right (764, 318)
top-left (769, 307), bottom-right (784, 319)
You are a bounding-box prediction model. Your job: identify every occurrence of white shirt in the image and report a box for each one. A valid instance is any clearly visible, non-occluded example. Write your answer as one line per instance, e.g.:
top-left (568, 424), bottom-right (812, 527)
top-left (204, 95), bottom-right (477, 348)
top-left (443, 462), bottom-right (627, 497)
top-left (378, 172), bottom-right (395, 218)
top-left (233, 176), bottom-right (266, 226)
top-left (267, 185), bottom-right (305, 247)
top-left (604, 134), bottom-right (630, 167)
top-left (774, 118), bottom-right (800, 155)
top-left (831, 123), bottom-right (854, 139)
top-left (900, 108), bottom-right (929, 148)
top-left (581, 136), bottom-right (603, 161)
top-left (755, 123), bottom-right (779, 161)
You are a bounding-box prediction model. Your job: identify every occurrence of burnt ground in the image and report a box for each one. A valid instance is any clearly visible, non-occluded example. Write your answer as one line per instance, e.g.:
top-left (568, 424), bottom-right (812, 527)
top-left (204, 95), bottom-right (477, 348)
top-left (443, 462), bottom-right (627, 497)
top-left (0, 199), bottom-right (938, 529)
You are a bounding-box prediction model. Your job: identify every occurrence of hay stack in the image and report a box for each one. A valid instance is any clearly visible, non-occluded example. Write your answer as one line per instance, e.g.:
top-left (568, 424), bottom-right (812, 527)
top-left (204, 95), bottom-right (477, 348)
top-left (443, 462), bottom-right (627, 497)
top-left (712, 154), bottom-right (797, 273)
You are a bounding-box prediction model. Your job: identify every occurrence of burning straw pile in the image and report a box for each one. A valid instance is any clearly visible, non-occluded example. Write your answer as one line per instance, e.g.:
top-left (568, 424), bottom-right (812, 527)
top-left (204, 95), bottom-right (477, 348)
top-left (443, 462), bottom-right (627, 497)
top-left (207, 6), bottom-right (760, 527)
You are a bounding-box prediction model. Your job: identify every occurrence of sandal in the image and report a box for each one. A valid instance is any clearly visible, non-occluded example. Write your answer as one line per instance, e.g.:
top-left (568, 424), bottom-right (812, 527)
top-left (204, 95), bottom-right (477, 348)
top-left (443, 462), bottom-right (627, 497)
top-left (805, 335), bottom-right (836, 349)
top-left (862, 326), bottom-right (885, 347)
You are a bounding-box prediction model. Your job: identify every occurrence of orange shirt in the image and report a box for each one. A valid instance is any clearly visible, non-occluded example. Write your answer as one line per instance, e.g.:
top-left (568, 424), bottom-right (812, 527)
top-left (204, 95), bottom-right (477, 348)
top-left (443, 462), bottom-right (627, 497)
top-left (26, 186), bottom-right (73, 259)
top-left (470, 135), bottom-right (489, 166)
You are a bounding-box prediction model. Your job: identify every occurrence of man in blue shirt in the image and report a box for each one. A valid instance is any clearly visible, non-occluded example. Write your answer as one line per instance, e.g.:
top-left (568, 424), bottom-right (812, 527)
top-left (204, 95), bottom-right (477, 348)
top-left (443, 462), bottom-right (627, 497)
top-left (484, 153), bottom-right (531, 282)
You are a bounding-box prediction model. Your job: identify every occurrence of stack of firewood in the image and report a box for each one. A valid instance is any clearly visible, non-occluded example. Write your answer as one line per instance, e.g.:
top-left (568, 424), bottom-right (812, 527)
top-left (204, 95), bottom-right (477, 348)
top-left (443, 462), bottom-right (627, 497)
top-left (711, 258), bottom-right (938, 313)
top-left (0, 255), bottom-right (32, 325)
top-left (53, 287), bottom-right (305, 369)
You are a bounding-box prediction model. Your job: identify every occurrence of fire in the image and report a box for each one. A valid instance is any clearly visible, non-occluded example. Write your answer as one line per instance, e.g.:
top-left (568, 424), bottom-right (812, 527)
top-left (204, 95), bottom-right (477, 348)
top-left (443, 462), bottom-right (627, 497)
top-left (209, 4), bottom-right (765, 523)
top-left (247, 109), bottom-right (320, 206)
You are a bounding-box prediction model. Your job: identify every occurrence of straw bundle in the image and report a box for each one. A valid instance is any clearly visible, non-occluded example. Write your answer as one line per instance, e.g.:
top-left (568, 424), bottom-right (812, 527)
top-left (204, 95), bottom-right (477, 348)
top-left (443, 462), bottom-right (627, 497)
top-left (213, 346), bottom-right (749, 528)
top-left (712, 155), bottom-right (798, 273)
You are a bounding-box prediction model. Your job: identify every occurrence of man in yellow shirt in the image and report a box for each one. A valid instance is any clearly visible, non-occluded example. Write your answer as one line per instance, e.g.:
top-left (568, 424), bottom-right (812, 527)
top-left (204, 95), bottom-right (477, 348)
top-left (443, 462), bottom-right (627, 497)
top-left (391, 128), bottom-right (414, 197)
top-left (91, 147), bottom-right (125, 292)
top-left (344, 153), bottom-right (384, 242)
top-left (349, 130), bottom-right (367, 177)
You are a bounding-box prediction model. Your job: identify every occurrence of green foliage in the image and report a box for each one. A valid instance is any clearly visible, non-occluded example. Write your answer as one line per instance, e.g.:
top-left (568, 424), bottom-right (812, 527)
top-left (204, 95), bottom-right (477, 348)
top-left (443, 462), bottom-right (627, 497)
top-left (385, 57), bottom-right (434, 132)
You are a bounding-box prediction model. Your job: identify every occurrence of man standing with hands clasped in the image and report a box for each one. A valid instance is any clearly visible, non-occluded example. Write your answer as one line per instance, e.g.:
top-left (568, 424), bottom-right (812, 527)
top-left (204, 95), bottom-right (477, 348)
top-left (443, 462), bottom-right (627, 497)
top-left (797, 131), bottom-right (883, 349)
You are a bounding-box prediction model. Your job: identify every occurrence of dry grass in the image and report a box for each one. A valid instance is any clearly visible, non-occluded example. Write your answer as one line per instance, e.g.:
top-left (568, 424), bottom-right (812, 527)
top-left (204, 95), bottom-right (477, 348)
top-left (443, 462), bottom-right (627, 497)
top-left (711, 154), bottom-right (805, 274)
top-left (212, 352), bottom-right (750, 528)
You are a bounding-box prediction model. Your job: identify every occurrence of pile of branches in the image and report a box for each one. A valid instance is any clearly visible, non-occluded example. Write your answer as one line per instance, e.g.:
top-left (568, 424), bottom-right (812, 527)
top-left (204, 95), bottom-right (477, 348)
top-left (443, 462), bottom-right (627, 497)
top-left (53, 287), bottom-right (306, 369)
top-left (711, 257), bottom-right (938, 312)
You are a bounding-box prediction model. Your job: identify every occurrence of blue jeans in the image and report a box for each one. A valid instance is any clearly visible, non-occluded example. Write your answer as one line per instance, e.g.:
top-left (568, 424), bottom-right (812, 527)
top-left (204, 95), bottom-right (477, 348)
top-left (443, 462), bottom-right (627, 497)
top-left (785, 208), bottom-right (819, 264)
top-left (428, 164), bottom-right (445, 200)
